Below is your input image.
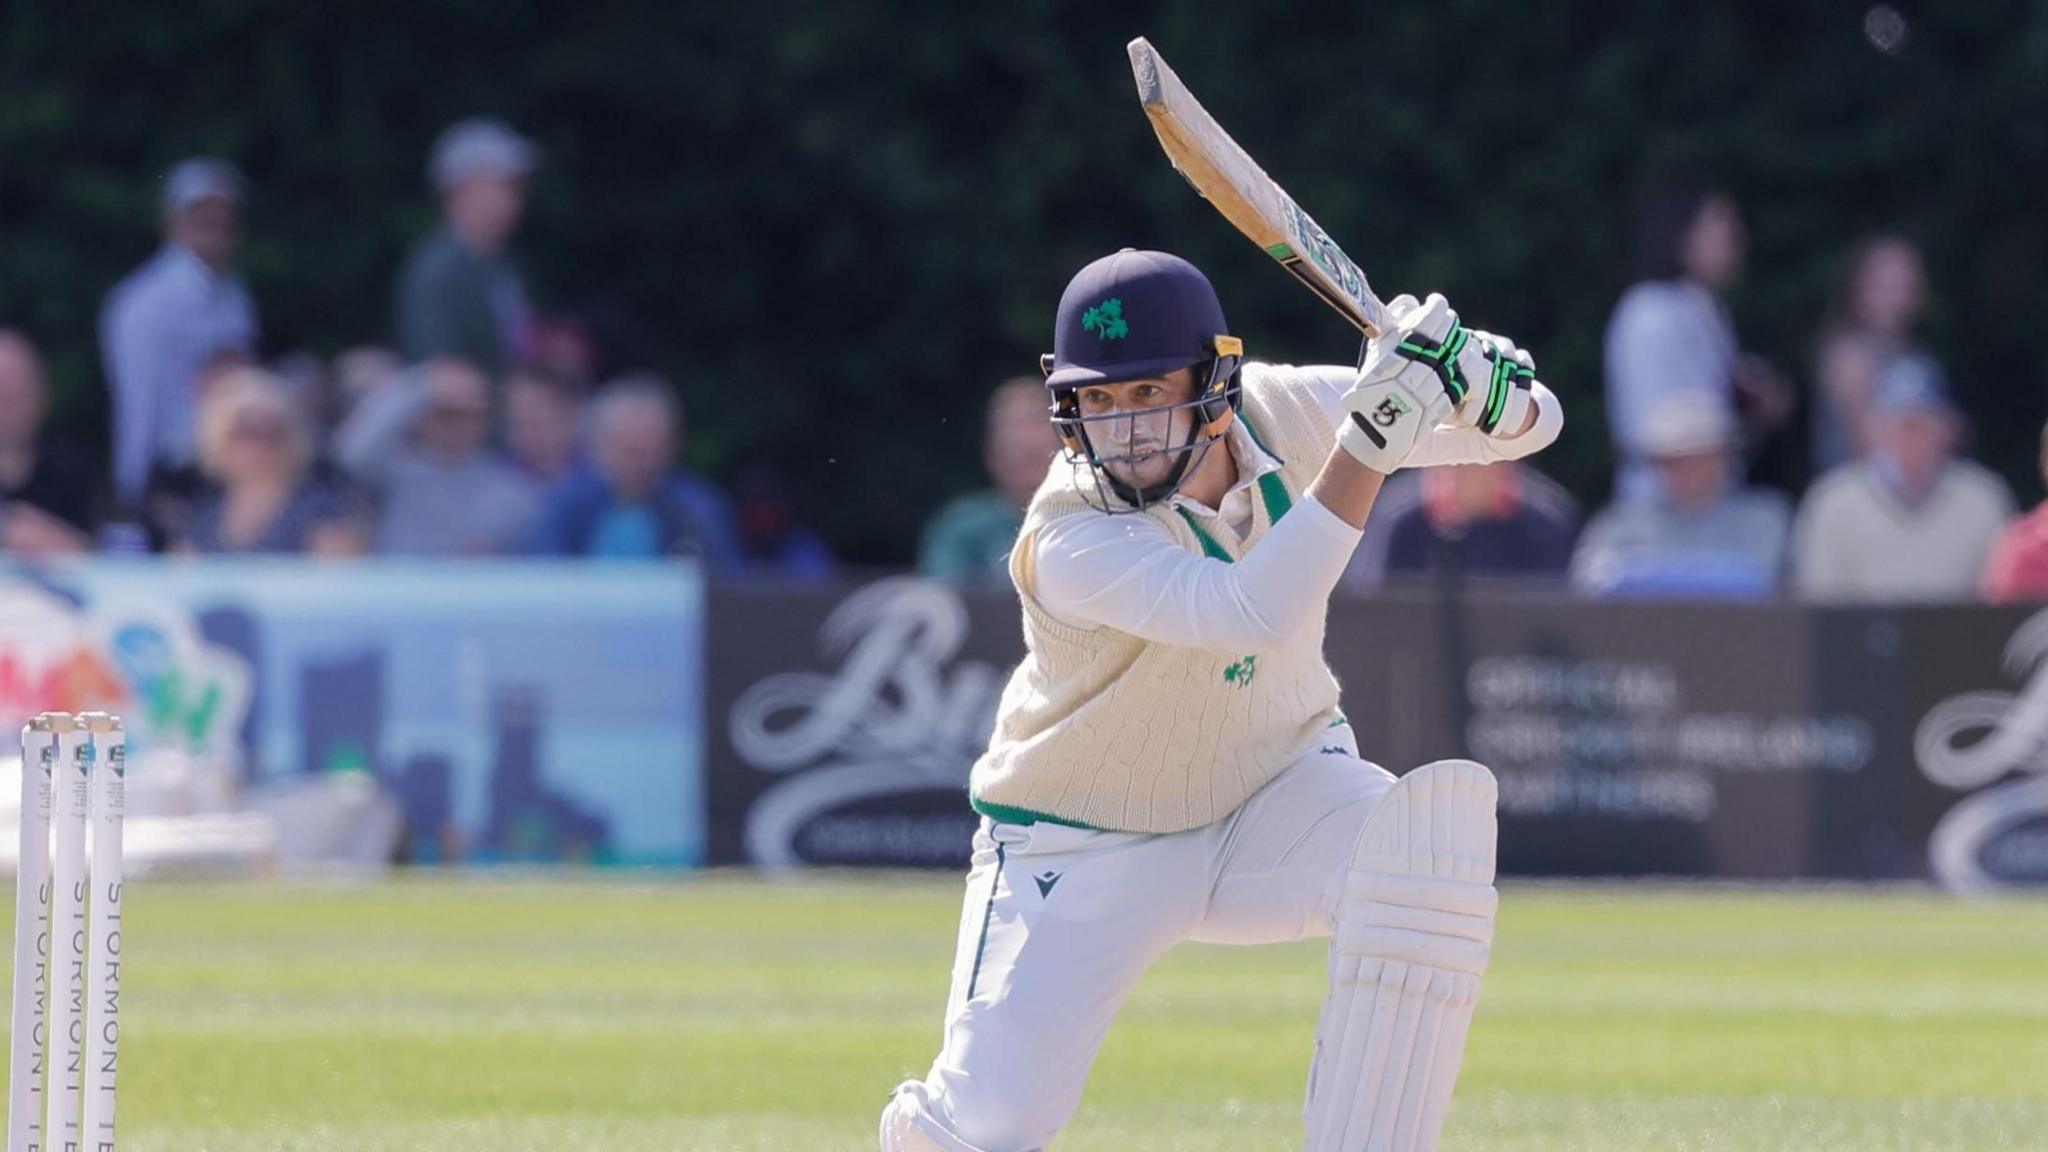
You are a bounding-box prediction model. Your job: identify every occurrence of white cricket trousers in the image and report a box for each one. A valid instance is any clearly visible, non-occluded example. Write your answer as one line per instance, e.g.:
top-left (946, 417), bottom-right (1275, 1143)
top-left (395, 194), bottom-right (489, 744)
top-left (910, 728), bottom-right (1394, 1151)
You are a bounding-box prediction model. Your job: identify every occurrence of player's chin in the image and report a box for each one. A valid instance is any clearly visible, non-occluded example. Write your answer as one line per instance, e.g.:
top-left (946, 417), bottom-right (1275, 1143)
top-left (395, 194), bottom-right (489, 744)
top-left (1105, 457), bottom-right (1172, 491)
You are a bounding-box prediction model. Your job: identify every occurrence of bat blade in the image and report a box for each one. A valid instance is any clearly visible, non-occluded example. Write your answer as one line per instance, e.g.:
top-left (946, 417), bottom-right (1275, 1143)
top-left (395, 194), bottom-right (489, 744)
top-left (1128, 37), bottom-right (1390, 337)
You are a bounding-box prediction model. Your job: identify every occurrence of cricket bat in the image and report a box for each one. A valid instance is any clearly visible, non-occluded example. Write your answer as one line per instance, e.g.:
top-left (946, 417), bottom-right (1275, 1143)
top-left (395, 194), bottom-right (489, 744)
top-left (1128, 37), bottom-right (1392, 337)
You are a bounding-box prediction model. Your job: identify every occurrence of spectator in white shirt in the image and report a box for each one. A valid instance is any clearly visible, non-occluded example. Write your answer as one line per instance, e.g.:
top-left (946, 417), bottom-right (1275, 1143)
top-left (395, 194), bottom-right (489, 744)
top-left (1604, 184), bottom-right (1788, 502)
top-left (1792, 354), bottom-right (2013, 602)
top-left (100, 158), bottom-right (260, 507)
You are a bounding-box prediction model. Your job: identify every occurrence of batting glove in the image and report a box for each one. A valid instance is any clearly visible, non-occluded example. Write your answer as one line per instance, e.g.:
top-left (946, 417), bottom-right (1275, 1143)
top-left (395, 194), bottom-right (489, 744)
top-left (1338, 293), bottom-right (1468, 472)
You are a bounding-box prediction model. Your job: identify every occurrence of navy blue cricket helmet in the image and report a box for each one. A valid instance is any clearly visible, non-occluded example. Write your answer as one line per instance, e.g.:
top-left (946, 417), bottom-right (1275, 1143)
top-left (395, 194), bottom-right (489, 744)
top-left (1039, 250), bottom-right (1244, 510)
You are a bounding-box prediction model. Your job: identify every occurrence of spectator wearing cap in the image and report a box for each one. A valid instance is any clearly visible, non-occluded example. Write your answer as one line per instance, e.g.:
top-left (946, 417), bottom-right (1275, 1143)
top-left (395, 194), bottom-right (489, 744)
top-left (100, 157), bottom-right (259, 508)
top-left (1983, 417), bottom-right (2048, 603)
top-left (0, 331), bottom-right (101, 556)
top-left (530, 376), bottom-right (741, 565)
top-left (1792, 354), bottom-right (2013, 602)
top-left (919, 376), bottom-right (1060, 585)
top-left (1571, 389), bottom-right (1791, 599)
top-left (333, 357), bottom-right (540, 556)
top-left (394, 119), bottom-right (539, 377)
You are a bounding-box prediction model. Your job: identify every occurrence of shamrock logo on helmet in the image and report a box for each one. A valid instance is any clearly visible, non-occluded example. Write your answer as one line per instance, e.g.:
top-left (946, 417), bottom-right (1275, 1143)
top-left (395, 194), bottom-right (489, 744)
top-left (1082, 297), bottom-right (1130, 341)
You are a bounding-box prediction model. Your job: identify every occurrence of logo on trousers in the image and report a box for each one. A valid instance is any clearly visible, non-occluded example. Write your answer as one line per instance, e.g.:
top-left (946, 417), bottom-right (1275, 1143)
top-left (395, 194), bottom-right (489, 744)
top-left (1033, 871), bottom-right (1063, 897)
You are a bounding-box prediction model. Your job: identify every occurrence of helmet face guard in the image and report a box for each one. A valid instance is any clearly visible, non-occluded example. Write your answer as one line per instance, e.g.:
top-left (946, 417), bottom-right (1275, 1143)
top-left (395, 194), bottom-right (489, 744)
top-left (1042, 336), bottom-right (1244, 513)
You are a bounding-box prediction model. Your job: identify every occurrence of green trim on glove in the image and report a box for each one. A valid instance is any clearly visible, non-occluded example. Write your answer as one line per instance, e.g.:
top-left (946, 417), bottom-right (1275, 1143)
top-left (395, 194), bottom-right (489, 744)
top-left (1482, 355), bottom-right (1512, 433)
top-left (1396, 323), bottom-right (1473, 405)
top-left (1475, 353), bottom-right (1536, 434)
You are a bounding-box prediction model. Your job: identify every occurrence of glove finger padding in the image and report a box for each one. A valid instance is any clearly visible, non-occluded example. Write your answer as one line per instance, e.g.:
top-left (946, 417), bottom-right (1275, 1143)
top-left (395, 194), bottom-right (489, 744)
top-left (1458, 330), bottom-right (1538, 437)
top-left (1387, 294), bottom-right (1477, 409)
top-left (1337, 293), bottom-right (1463, 472)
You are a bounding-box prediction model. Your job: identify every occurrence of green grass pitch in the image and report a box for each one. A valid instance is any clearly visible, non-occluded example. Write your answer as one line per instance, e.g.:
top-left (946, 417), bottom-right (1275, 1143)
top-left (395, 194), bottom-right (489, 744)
top-left (14, 876), bottom-right (2047, 1150)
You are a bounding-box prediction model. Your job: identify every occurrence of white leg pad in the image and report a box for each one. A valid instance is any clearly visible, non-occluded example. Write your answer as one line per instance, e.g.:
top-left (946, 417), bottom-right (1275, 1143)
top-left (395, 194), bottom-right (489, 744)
top-left (880, 1081), bottom-right (1003, 1152)
top-left (1304, 759), bottom-right (1498, 1152)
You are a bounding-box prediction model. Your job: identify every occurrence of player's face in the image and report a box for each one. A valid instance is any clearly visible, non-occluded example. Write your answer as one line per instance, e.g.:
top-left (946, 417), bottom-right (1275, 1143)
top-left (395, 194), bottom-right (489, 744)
top-left (1075, 368), bottom-right (1197, 491)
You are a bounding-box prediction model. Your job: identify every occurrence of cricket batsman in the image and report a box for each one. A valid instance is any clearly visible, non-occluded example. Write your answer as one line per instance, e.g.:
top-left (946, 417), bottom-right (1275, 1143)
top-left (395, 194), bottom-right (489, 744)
top-left (881, 249), bottom-right (1564, 1152)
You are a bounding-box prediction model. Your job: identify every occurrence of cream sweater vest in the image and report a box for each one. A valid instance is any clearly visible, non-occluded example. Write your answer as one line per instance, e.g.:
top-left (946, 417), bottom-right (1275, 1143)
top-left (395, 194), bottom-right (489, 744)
top-left (970, 363), bottom-right (1345, 833)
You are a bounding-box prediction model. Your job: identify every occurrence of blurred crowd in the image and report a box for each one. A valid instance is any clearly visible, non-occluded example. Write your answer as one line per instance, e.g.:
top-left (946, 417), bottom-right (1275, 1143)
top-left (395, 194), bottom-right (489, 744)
top-left (929, 184), bottom-right (2048, 606)
top-left (1560, 188), bottom-right (2025, 605)
top-left (4, 128), bottom-right (2044, 605)
top-left (5, 120), bottom-right (835, 581)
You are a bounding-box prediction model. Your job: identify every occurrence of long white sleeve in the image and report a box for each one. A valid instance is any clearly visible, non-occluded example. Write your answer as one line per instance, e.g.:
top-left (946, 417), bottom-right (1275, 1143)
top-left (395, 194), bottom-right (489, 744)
top-left (1029, 494), bottom-right (1361, 653)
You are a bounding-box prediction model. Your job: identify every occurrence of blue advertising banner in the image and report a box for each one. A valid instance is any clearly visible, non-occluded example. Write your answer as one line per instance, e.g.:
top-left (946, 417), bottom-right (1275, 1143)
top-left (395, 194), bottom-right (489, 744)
top-left (0, 559), bottom-right (704, 866)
